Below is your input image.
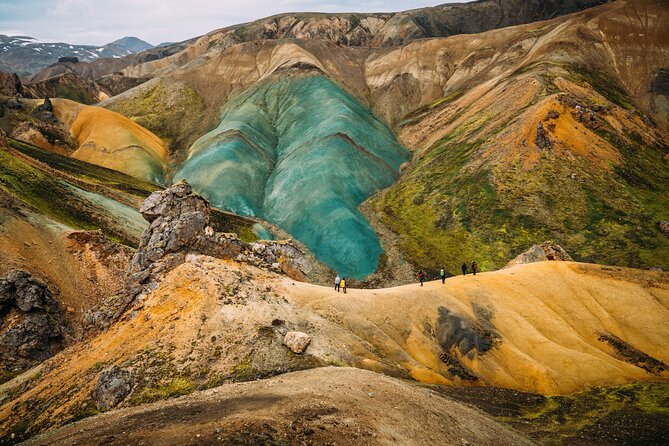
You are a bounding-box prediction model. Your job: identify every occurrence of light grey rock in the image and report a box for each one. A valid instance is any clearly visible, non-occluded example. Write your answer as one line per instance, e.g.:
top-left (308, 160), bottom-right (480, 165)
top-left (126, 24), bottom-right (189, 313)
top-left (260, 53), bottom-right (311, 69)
top-left (93, 365), bottom-right (134, 411)
top-left (283, 331), bottom-right (311, 354)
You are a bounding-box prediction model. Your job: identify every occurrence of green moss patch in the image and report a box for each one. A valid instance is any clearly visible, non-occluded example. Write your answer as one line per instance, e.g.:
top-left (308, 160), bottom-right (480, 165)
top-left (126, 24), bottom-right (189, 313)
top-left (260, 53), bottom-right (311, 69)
top-left (438, 381), bottom-right (669, 446)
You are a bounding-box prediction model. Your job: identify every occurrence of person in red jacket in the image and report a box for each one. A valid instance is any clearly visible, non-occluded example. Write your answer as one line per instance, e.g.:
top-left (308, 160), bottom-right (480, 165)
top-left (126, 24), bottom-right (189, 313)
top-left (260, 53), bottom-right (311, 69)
top-left (418, 271), bottom-right (425, 286)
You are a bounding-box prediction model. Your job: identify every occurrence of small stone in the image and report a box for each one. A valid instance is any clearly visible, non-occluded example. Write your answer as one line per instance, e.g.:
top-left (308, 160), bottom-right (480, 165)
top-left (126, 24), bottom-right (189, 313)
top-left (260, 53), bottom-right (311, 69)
top-left (283, 331), bottom-right (311, 354)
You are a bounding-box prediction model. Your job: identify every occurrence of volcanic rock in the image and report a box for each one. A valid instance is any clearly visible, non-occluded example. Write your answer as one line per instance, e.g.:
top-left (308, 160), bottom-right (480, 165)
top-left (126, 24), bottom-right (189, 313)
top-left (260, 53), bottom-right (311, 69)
top-left (0, 271), bottom-right (66, 372)
top-left (58, 56), bottom-right (79, 64)
top-left (660, 221), bottom-right (669, 237)
top-left (30, 97), bottom-right (58, 124)
top-left (534, 121), bottom-right (552, 149)
top-left (92, 365), bottom-right (134, 411)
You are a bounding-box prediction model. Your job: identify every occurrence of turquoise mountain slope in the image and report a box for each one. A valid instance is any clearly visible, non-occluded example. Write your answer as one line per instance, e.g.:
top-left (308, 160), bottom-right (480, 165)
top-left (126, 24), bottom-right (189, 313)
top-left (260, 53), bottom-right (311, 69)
top-left (175, 75), bottom-right (410, 277)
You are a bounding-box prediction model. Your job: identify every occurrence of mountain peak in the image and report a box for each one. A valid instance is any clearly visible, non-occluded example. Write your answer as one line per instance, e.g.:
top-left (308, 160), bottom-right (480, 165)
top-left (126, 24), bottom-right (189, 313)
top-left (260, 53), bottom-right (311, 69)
top-left (108, 36), bottom-right (153, 52)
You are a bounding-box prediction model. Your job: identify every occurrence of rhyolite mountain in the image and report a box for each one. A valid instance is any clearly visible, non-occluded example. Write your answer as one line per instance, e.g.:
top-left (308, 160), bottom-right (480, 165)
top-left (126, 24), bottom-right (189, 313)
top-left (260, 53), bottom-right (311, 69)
top-left (1, 1), bottom-right (669, 445)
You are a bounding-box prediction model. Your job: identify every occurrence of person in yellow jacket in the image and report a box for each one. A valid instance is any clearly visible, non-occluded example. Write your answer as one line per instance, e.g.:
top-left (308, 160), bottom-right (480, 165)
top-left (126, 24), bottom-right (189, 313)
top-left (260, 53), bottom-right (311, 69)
top-left (340, 277), bottom-right (347, 294)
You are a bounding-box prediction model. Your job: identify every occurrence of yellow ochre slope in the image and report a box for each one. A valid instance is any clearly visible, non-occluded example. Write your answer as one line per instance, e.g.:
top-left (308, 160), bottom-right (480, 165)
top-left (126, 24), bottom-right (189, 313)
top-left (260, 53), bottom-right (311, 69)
top-left (51, 99), bottom-right (168, 184)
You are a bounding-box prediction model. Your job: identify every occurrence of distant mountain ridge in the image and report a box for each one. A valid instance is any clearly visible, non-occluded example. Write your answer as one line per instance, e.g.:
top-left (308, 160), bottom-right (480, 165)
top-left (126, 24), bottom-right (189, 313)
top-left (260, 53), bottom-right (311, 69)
top-left (0, 35), bottom-right (152, 76)
top-left (109, 36), bottom-right (154, 53)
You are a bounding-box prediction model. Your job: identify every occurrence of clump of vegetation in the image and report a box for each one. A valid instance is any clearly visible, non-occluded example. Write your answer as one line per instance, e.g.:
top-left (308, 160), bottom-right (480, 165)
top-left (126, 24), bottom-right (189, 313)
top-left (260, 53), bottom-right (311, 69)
top-left (130, 376), bottom-right (196, 404)
top-left (70, 400), bottom-right (100, 422)
top-left (230, 360), bottom-right (259, 382)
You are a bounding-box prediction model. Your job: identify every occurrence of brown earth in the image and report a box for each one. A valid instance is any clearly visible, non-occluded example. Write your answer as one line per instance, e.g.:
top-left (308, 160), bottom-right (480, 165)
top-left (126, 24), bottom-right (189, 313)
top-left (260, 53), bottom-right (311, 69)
top-left (19, 367), bottom-right (530, 446)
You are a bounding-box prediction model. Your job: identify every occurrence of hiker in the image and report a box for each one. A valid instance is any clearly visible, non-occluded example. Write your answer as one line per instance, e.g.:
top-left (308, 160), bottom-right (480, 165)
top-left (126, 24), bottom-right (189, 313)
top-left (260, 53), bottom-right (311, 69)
top-left (471, 261), bottom-right (478, 276)
top-left (440, 268), bottom-right (446, 284)
top-left (341, 277), bottom-right (347, 294)
top-left (334, 274), bottom-right (341, 292)
top-left (461, 262), bottom-right (468, 276)
top-left (418, 271), bottom-right (425, 286)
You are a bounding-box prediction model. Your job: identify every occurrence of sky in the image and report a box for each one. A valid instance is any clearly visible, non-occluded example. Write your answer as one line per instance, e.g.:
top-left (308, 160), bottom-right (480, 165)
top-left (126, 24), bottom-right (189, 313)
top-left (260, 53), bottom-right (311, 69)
top-left (0, 0), bottom-right (470, 46)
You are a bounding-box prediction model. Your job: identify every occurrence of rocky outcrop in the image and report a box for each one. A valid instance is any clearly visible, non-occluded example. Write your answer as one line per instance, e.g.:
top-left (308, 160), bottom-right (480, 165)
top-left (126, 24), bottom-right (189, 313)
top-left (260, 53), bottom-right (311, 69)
top-left (0, 71), bottom-right (22, 97)
top-left (92, 365), bottom-right (134, 411)
top-left (283, 331), bottom-right (311, 354)
top-left (0, 271), bottom-right (66, 372)
top-left (660, 221), bottom-right (669, 237)
top-left (506, 242), bottom-right (573, 267)
top-left (9, 118), bottom-right (74, 155)
top-left (534, 121), bottom-right (552, 149)
top-left (85, 180), bottom-right (314, 330)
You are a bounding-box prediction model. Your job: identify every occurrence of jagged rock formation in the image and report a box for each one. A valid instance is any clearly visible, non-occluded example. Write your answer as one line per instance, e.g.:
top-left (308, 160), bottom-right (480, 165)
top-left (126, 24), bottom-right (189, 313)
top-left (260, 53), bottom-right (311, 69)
top-left (505, 242), bottom-right (574, 267)
top-left (85, 181), bottom-right (314, 329)
top-left (0, 271), bottom-right (66, 373)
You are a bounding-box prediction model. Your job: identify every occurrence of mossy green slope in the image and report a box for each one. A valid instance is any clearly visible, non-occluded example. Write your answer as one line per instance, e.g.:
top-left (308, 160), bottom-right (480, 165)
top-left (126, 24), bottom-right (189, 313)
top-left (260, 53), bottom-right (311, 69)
top-left (2, 139), bottom-right (261, 246)
top-left (374, 65), bottom-right (669, 275)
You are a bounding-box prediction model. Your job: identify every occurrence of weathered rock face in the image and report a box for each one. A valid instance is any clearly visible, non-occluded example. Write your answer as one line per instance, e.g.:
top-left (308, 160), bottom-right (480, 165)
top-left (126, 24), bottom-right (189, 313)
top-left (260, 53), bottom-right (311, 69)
top-left (92, 365), bottom-right (134, 411)
top-left (283, 331), bottom-right (312, 354)
top-left (506, 242), bottom-right (573, 267)
top-left (0, 271), bottom-right (66, 372)
top-left (85, 180), bottom-right (314, 330)
top-left (30, 97), bottom-right (58, 124)
top-left (0, 71), bottom-right (22, 97)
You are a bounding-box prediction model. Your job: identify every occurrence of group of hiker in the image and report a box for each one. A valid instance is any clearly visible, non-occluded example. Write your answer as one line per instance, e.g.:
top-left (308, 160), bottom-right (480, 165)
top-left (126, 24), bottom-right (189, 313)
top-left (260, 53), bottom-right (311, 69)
top-left (417, 261), bottom-right (479, 286)
top-left (334, 261), bottom-right (480, 291)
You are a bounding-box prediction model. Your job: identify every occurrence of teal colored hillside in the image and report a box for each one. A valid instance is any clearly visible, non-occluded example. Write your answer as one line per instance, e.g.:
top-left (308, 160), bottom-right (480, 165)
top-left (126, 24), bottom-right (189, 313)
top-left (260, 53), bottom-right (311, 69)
top-left (175, 75), bottom-right (411, 278)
